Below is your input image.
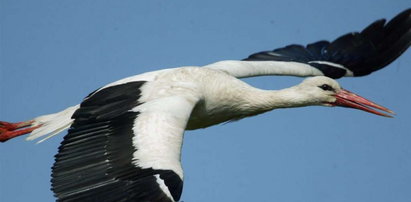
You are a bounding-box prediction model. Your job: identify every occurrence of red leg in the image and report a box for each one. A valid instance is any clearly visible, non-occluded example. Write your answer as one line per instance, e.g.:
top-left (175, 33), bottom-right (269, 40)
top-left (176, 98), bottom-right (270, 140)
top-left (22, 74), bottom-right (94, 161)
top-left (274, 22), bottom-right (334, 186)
top-left (0, 121), bottom-right (41, 142)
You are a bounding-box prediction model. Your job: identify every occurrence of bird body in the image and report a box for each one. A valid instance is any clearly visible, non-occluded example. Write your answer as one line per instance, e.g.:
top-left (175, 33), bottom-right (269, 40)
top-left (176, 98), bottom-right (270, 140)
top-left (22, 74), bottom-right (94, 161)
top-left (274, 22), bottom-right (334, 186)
top-left (1, 8), bottom-right (410, 202)
top-left (25, 64), bottom-right (341, 142)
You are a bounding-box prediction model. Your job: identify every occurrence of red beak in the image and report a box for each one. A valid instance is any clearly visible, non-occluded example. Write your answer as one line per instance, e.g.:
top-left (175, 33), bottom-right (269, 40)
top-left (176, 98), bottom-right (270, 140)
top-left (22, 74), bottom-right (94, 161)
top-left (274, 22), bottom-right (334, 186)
top-left (332, 89), bottom-right (395, 118)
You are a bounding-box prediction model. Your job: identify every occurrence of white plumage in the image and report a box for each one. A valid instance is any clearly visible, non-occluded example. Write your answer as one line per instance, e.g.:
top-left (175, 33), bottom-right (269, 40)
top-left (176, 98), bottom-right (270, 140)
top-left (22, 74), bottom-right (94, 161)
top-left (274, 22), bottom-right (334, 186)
top-left (23, 66), bottom-right (340, 142)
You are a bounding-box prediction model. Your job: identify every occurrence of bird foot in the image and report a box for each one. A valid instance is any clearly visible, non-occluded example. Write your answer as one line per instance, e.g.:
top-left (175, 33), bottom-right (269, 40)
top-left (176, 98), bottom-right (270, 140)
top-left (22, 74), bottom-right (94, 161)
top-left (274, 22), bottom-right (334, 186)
top-left (0, 121), bottom-right (41, 142)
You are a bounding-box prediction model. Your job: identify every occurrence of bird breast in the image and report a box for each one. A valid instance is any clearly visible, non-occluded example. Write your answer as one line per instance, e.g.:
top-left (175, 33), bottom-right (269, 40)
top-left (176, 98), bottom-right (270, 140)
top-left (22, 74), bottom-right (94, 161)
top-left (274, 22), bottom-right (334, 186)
top-left (166, 67), bottom-right (264, 130)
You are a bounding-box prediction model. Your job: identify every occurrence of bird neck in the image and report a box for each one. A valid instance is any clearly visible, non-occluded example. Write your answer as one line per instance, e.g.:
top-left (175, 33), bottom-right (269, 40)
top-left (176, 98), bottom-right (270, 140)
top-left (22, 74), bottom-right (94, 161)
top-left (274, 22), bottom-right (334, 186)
top-left (239, 86), bottom-right (311, 114)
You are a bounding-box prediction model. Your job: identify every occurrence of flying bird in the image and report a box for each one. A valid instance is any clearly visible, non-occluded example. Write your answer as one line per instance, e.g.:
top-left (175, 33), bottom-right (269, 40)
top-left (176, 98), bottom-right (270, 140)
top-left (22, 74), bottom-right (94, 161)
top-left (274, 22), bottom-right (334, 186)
top-left (1, 8), bottom-right (410, 202)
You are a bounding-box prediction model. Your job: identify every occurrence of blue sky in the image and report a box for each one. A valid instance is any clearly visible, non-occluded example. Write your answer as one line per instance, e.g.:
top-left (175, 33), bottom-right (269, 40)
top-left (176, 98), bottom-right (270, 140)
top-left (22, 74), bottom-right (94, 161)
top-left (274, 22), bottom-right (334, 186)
top-left (1, 1), bottom-right (410, 202)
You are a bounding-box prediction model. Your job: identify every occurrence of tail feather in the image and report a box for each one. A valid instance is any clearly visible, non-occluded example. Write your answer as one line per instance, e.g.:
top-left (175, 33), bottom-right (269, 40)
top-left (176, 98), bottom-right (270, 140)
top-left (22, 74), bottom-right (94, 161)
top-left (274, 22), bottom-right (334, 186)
top-left (27, 105), bottom-right (80, 143)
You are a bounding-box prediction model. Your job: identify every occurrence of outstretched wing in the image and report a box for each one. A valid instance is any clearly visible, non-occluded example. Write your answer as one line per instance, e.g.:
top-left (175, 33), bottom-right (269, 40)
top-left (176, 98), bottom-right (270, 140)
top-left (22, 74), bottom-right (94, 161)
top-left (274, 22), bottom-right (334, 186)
top-left (207, 9), bottom-right (410, 79)
top-left (244, 8), bottom-right (411, 78)
top-left (51, 81), bottom-right (199, 202)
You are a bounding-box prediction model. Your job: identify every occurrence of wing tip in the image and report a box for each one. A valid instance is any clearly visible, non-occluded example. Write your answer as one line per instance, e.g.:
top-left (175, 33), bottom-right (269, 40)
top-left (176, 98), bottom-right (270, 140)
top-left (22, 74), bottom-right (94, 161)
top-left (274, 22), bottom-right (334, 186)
top-left (243, 9), bottom-right (411, 78)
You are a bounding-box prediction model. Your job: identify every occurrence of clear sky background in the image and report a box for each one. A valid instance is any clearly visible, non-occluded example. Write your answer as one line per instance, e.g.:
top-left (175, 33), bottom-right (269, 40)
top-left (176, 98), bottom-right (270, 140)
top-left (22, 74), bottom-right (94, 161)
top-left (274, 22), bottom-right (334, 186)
top-left (1, 1), bottom-right (410, 202)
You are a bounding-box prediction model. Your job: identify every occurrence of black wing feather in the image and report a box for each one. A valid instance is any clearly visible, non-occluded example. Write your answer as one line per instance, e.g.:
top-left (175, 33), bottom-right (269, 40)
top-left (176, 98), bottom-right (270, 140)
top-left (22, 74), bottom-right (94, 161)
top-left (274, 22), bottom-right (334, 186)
top-left (244, 8), bottom-right (411, 78)
top-left (52, 81), bottom-right (182, 202)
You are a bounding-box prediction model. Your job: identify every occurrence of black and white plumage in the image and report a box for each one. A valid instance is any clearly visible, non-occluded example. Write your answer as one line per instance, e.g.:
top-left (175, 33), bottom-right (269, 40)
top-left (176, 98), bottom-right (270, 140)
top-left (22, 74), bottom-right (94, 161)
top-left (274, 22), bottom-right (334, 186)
top-left (1, 8), bottom-right (410, 202)
top-left (51, 81), bottom-right (184, 201)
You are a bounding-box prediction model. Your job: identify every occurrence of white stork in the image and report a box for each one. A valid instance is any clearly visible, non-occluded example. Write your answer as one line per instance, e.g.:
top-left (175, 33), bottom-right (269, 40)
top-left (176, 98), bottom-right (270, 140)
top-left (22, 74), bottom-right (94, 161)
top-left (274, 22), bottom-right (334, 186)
top-left (1, 8), bottom-right (410, 202)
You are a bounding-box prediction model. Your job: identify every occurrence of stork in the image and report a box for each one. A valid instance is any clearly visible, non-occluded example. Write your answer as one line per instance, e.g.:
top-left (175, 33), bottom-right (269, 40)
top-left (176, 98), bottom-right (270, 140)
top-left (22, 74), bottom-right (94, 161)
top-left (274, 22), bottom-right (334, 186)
top-left (1, 8), bottom-right (410, 202)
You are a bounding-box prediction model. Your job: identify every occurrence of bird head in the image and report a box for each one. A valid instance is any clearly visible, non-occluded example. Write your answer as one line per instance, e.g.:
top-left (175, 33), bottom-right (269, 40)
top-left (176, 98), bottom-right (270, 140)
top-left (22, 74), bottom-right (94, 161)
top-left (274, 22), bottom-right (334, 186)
top-left (297, 76), bottom-right (394, 117)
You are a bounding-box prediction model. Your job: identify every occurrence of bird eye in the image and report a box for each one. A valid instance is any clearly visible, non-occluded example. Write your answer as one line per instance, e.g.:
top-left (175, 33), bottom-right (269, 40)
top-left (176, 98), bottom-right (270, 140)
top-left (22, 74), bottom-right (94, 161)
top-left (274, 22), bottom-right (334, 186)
top-left (318, 84), bottom-right (334, 91)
